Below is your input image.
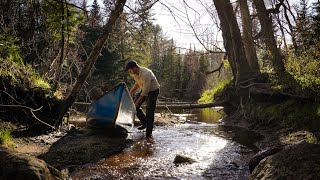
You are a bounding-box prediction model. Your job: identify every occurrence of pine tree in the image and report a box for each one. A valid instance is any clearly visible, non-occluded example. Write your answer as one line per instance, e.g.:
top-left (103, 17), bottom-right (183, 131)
top-left (311, 0), bottom-right (320, 47)
top-left (295, 0), bottom-right (311, 51)
top-left (89, 0), bottom-right (103, 27)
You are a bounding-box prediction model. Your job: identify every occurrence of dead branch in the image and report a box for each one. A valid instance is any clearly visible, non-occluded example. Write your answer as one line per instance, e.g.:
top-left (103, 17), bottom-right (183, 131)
top-left (0, 90), bottom-right (21, 104)
top-left (206, 62), bottom-right (223, 74)
top-left (0, 104), bottom-right (55, 129)
top-left (49, 0), bottom-right (88, 12)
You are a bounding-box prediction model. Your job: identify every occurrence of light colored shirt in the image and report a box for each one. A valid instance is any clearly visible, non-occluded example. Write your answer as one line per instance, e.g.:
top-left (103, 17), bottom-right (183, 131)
top-left (133, 67), bottom-right (160, 96)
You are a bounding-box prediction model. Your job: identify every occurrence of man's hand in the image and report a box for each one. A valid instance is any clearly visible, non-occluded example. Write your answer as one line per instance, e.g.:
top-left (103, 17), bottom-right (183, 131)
top-left (130, 91), bottom-right (135, 98)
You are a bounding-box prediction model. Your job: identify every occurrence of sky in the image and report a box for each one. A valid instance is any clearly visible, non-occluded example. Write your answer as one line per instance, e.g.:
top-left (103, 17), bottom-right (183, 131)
top-left (150, 0), bottom-right (222, 51)
top-left (87, 0), bottom-right (317, 51)
top-left (87, 0), bottom-right (221, 51)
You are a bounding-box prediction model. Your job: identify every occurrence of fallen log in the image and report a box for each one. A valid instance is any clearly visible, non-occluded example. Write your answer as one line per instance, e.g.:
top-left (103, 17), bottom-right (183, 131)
top-left (72, 101), bottom-right (226, 112)
top-left (153, 102), bottom-right (225, 110)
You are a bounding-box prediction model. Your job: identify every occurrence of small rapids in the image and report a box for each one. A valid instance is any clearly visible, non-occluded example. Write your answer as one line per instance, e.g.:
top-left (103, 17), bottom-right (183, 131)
top-left (71, 108), bottom-right (261, 180)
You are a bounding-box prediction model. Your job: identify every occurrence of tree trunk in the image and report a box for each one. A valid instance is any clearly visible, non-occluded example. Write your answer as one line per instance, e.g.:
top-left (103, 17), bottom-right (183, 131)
top-left (283, 3), bottom-right (298, 53)
top-left (212, 0), bottom-right (255, 85)
top-left (52, 1), bottom-right (66, 92)
top-left (239, 0), bottom-right (260, 74)
top-left (252, 0), bottom-right (286, 77)
top-left (55, 0), bottom-right (127, 126)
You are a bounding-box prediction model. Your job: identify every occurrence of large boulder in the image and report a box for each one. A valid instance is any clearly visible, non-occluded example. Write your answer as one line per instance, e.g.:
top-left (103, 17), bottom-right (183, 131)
top-left (250, 142), bottom-right (320, 179)
top-left (0, 146), bottom-right (63, 180)
top-left (249, 146), bottom-right (284, 172)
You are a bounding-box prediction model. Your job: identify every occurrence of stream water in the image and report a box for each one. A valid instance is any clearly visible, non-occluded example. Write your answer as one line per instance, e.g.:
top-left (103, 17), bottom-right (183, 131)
top-left (71, 108), bottom-right (261, 180)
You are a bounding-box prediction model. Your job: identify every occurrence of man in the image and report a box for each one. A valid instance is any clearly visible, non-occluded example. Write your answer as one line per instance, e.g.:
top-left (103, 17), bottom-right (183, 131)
top-left (125, 60), bottom-right (160, 137)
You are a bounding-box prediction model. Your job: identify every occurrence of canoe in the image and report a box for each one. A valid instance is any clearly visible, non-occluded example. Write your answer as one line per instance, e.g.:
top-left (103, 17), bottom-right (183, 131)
top-left (86, 82), bottom-right (136, 130)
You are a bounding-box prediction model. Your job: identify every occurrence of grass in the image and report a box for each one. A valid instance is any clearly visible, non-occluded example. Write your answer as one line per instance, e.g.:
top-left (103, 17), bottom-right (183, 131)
top-left (0, 128), bottom-right (15, 148)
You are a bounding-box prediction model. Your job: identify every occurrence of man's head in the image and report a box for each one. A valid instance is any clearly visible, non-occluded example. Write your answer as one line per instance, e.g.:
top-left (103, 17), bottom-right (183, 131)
top-left (125, 60), bottom-right (139, 75)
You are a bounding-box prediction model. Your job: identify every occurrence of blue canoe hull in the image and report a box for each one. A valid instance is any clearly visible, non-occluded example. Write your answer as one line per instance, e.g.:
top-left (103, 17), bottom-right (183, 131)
top-left (86, 83), bottom-right (135, 129)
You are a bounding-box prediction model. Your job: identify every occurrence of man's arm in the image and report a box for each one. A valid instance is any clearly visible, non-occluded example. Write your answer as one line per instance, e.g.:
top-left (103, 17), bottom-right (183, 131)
top-left (134, 95), bottom-right (145, 108)
top-left (130, 83), bottom-right (140, 97)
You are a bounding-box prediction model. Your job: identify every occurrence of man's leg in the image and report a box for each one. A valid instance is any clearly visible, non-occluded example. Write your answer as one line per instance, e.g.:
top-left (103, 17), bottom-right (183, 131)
top-left (135, 95), bottom-right (147, 128)
top-left (145, 89), bottom-right (159, 137)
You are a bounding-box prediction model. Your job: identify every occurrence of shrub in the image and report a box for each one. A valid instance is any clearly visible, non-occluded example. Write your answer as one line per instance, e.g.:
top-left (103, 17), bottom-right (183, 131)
top-left (286, 49), bottom-right (320, 95)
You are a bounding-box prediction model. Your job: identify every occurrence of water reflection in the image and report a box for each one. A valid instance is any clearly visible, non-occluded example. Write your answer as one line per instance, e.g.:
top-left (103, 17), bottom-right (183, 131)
top-left (164, 108), bottom-right (224, 124)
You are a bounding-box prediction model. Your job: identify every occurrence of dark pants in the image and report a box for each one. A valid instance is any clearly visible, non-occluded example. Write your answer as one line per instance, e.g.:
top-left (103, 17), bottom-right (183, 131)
top-left (135, 89), bottom-right (159, 136)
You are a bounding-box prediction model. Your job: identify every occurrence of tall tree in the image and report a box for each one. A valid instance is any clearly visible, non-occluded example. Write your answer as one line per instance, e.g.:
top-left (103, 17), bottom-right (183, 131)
top-left (89, 0), bottom-right (103, 27)
top-left (213, 0), bottom-right (255, 85)
top-left (311, 0), bottom-right (320, 47)
top-left (252, 0), bottom-right (287, 78)
top-left (52, 0), bottom-right (67, 92)
top-left (239, 0), bottom-right (260, 74)
top-left (56, 0), bottom-right (127, 125)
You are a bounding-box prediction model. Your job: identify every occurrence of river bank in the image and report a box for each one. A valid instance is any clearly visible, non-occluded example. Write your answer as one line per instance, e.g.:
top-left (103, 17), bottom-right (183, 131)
top-left (222, 109), bottom-right (320, 179)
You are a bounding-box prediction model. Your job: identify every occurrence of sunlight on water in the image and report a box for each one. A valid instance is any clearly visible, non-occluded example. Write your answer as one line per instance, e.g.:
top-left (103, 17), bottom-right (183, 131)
top-left (71, 108), bottom-right (259, 179)
top-left (72, 124), bottom-right (229, 179)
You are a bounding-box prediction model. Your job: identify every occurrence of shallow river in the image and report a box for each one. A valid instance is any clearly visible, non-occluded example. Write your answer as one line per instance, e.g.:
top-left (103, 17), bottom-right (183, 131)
top-left (71, 108), bottom-right (261, 180)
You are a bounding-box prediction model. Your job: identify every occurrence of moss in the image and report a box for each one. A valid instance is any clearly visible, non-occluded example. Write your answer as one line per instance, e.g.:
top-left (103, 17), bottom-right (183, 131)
top-left (247, 100), bottom-right (320, 130)
top-left (306, 134), bottom-right (319, 144)
top-left (198, 78), bottom-right (232, 103)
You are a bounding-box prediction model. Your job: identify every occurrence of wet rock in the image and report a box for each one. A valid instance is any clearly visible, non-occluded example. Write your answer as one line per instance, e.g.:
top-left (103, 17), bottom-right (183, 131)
top-left (249, 146), bottom-right (284, 172)
top-left (0, 146), bottom-right (64, 180)
top-left (250, 142), bottom-right (320, 179)
top-left (173, 154), bottom-right (196, 165)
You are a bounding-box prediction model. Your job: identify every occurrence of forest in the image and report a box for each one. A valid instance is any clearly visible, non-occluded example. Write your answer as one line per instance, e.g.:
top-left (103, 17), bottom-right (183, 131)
top-left (0, 0), bottom-right (320, 180)
top-left (0, 0), bottom-right (320, 178)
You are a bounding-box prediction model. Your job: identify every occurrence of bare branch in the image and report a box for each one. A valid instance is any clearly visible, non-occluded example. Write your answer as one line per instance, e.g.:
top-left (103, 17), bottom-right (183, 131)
top-left (206, 61), bottom-right (223, 74)
top-left (182, 0), bottom-right (223, 52)
top-left (50, 0), bottom-right (88, 12)
top-left (267, 0), bottom-right (285, 14)
top-left (0, 104), bottom-right (55, 129)
top-left (0, 90), bottom-right (22, 104)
